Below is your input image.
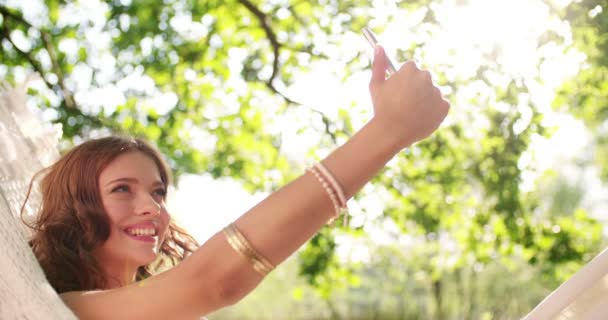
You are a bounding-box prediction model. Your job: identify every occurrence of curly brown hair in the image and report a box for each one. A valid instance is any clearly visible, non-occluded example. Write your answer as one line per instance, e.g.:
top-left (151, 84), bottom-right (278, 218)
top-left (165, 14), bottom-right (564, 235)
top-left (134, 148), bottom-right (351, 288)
top-left (21, 136), bottom-right (199, 293)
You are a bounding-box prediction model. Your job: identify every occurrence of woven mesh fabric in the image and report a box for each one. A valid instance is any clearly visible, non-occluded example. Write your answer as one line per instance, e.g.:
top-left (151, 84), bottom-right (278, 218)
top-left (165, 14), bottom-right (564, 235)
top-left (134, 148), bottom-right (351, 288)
top-left (0, 84), bottom-right (75, 319)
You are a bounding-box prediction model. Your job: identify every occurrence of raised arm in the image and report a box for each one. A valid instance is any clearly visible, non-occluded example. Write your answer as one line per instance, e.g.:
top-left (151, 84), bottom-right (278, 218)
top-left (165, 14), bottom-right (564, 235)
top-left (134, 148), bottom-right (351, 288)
top-left (60, 46), bottom-right (450, 319)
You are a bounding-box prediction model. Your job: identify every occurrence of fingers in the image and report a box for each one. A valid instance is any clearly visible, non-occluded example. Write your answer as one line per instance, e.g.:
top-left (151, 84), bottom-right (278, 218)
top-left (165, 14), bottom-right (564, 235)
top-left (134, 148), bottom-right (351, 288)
top-left (369, 45), bottom-right (388, 87)
top-left (400, 60), bottom-right (419, 73)
top-left (410, 66), bottom-right (451, 114)
top-left (375, 56), bottom-right (450, 113)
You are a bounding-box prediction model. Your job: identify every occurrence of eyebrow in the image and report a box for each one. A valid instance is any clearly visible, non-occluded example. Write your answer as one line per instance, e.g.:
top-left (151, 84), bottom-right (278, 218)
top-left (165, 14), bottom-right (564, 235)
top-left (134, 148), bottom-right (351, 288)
top-left (105, 177), bottom-right (165, 188)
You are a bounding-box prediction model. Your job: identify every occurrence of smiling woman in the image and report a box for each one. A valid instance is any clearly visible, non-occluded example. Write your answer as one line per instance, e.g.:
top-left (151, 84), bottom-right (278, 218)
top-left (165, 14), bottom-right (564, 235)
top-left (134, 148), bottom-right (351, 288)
top-left (94, 150), bottom-right (173, 288)
top-left (22, 136), bottom-right (199, 293)
top-left (15, 47), bottom-right (450, 318)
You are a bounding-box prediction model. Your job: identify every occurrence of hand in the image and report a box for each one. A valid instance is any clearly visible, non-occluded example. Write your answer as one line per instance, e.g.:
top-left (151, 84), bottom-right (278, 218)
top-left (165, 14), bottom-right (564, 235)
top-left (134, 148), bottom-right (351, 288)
top-left (369, 45), bottom-right (450, 149)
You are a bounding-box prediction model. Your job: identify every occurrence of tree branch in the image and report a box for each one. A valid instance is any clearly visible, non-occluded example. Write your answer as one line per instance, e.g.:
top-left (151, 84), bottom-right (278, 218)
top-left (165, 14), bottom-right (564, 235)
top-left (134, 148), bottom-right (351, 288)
top-left (0, 5), bottom-right (32, 28)
top-left (0, 23), bottom-right (55, 91)
top-left (237, 0), bottom-right (279, 83)
top-left (40, 32), bottom-right (76, 108)
top-left (237, 0), bottom-right (300, 105)
top-left (312, 108), bottom-right (338, 144)
top-left (0, 5), bottom-right (76, 109)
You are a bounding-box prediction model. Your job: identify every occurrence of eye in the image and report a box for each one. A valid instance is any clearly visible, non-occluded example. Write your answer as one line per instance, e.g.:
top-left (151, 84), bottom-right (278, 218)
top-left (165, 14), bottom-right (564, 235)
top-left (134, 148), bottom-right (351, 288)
top-left (111, 184), bottom-right (131, 193)
top-left (153, 188), bottom-right (167, 197)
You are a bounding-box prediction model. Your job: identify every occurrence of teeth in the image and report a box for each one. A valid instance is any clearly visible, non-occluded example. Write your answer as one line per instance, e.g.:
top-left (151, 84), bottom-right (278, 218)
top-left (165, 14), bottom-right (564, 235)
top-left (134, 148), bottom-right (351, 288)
top-left (126, 228), bottom-right (156, 236)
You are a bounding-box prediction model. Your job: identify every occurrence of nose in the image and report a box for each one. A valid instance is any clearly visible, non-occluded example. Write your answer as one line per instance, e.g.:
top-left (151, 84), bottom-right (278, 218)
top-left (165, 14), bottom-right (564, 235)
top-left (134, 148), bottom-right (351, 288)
top-left (135, 193), bottom-right (162, 216)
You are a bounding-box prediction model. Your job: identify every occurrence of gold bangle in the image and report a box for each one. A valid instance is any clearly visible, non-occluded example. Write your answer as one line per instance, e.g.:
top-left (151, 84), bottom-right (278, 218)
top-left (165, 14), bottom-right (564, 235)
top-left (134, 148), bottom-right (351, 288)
top-left (227, 224), bottom-right (274, 274)
top-left (223, 223), bottom-right (274, 276)
top-left (224, 225), bottom-right (272, 276)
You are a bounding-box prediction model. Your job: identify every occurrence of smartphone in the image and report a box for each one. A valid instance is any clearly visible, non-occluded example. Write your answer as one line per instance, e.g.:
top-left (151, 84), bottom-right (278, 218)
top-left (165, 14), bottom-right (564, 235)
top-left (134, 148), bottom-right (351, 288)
top-left (362, 27), bottom-right (397, 76)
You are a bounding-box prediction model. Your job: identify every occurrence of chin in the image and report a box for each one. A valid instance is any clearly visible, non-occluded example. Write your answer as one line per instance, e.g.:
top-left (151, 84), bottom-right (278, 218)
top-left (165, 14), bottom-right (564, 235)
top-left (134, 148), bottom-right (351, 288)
top-left (130, 249), bottom-right (161, 267)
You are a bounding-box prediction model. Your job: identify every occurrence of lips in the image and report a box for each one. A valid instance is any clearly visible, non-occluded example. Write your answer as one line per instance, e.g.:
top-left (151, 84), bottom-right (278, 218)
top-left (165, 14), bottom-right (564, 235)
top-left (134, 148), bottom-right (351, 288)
top-left (122, 222), bottom-right (159, 243)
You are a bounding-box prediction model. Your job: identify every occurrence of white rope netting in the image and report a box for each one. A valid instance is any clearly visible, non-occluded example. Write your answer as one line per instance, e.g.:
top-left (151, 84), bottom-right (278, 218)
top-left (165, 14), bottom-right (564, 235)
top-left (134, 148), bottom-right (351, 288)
top-left (0, 83), bottom-right (75, 319)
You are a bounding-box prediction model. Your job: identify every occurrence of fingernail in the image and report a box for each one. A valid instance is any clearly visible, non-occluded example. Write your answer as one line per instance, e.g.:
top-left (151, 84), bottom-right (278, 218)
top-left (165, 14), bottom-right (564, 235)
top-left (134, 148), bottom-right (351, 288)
top-left (374, 45), bottom-right (381, 56)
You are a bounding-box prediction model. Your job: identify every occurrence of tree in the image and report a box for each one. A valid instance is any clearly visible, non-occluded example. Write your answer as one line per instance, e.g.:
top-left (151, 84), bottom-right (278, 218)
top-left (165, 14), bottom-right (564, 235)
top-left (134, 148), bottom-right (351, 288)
top-left (555, 0), bottom-right (608, 178)
top-left (1, 1), bottom-right (602, 318)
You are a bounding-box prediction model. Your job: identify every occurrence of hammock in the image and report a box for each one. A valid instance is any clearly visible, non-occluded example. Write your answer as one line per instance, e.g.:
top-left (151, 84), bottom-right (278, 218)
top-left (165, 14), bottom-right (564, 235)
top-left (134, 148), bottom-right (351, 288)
top-left (0, 83), bottom-right (606, 319)
top-left (522, 247), bottom-right (608, 319)
top-left (0, 83), bottom-right (75, 319)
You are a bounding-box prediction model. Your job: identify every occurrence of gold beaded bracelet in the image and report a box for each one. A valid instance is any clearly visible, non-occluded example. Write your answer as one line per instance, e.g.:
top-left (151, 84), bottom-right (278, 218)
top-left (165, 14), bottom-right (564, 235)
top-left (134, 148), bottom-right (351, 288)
top-left (308, 163), bottom-right (349, 226)
top-left (308, 166), bottom-right (341, 224)
top-left (313, 162), bottom-right (349, 226)
top-left (223, 223), bottom-right (274, 276)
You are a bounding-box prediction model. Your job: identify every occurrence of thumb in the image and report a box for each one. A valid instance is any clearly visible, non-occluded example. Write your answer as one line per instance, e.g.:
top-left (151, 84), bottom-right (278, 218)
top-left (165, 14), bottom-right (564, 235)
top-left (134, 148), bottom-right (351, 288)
top-left (370, 45), bottom-right (388, 86)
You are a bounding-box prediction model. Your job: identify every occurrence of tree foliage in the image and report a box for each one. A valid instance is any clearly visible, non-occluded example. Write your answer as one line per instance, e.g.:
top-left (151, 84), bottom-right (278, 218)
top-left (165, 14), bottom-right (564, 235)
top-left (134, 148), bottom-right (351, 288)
top-left (556, 0), bottom-right (608, 178)
top-left (1, 0), bottom-right (604, 318)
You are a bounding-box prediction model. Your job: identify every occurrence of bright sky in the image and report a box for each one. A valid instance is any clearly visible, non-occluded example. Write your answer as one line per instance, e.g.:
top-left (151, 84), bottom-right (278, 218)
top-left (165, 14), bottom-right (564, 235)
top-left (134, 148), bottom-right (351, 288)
top-left (9, 0), bottom-right (608, 248)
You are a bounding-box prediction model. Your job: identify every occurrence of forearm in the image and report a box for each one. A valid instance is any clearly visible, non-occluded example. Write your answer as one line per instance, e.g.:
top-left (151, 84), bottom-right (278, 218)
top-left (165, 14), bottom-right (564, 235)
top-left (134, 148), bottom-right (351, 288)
top-left (236, 117), bottom-right (405, 263)
top-left (189, 51), bottom-right (449, 313)
top-left (192, 118), bottom-right (405, 307)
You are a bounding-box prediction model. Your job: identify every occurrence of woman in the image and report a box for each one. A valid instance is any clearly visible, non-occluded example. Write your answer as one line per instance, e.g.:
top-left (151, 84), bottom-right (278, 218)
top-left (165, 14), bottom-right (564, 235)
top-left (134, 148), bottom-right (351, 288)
top-left (24, 135), bottom-right (199, 293)
top-left (23, 46), bottom-right (450, 318)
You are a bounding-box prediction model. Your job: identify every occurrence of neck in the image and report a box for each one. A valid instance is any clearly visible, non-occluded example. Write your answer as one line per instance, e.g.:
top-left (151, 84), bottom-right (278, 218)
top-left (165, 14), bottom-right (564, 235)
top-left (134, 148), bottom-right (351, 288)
top-left (100, 259), bottom-right (138, 289)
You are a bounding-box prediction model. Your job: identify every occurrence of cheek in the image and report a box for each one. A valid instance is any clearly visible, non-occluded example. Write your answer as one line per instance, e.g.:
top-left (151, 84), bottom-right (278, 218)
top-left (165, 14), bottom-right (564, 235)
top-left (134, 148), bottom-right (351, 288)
top-left (103, 201), bottom-right (133, 224)
top-left (159, 211), bottom-right (171, 241)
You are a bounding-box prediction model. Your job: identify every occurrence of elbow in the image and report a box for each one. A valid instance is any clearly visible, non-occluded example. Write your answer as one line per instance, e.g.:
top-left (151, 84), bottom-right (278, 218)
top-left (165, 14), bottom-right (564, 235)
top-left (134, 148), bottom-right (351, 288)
top-left (188, 269), bottom-right (247, 316)
top-left (213, 272), bottom-right (252, 307)
top-left (185, 234), bottom-right (263, 312)
top-left (217, 274), bottom-right (255, 307)
top-left (214, 284), bottom-right (245, 307)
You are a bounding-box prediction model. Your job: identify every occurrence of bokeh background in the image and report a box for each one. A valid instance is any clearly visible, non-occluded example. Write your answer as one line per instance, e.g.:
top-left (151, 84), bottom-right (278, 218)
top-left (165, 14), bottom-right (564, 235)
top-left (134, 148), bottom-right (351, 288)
top-left (2, 0), bottom-right (608, 319)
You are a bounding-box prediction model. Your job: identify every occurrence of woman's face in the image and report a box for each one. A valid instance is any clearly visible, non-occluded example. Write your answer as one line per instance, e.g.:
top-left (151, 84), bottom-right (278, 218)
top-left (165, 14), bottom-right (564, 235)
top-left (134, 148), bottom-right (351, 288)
top-left (94, 151), bottom-right (170, 273)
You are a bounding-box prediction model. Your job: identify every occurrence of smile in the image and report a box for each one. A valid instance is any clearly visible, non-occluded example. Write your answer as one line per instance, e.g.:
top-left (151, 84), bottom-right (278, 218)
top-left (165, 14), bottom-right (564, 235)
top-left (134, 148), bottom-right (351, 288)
top-left (122, 224), bottom-right (159, 243)
top-left (123, 229), bottom-right (157, 243)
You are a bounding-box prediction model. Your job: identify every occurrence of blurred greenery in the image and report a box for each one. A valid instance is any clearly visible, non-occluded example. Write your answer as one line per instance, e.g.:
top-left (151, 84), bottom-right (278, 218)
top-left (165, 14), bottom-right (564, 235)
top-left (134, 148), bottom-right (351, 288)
top-left (1, 0), bottom-right (607, 319)
top-left (556, 0), bottom-right (608, 179)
